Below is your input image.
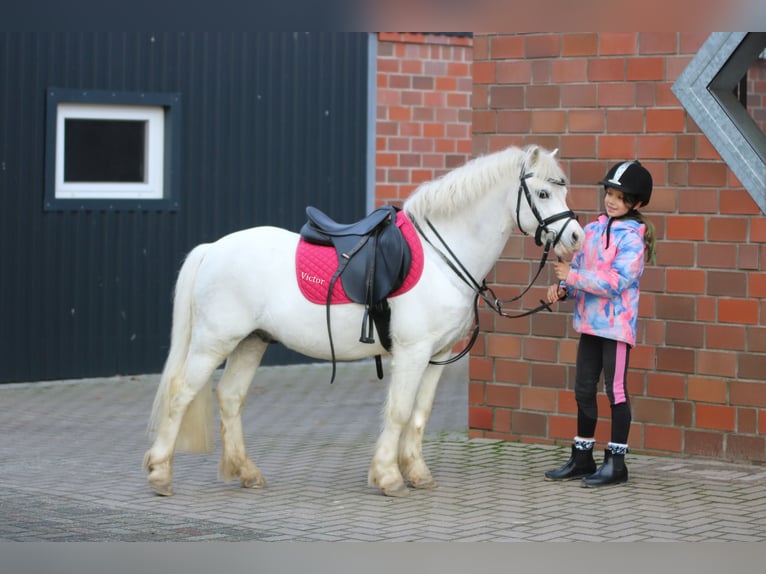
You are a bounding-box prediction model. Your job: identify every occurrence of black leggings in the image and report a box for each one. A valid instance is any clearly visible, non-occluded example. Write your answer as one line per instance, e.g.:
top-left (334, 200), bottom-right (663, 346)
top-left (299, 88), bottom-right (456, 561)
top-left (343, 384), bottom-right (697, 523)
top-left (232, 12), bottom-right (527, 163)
top-left (574, 333), bottom-right (632, 444)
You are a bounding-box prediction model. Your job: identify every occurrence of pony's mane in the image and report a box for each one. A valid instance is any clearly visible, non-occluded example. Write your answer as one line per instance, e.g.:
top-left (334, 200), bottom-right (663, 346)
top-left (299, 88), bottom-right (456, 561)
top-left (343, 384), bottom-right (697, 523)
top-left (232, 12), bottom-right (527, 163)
top-left (404, 145), bottom-right (564, 219)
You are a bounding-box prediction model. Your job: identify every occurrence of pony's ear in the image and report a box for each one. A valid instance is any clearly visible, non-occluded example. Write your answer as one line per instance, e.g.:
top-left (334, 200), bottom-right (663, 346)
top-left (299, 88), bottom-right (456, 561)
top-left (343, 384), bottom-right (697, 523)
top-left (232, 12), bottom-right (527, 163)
top-left (526, 145), bottom-right (540, 166)
top-left (550, 148), bottom-right (559, 158)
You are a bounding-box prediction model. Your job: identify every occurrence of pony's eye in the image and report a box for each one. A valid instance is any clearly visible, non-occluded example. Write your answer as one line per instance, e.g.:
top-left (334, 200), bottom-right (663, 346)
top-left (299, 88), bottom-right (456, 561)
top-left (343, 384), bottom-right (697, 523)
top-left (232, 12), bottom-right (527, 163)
top-left (537, 190), bottom-right (550, 200)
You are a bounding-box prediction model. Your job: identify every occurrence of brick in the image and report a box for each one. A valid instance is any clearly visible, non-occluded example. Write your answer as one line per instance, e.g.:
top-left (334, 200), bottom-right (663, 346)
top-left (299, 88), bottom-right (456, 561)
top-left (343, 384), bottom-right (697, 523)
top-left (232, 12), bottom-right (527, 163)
top-left (597, 135), bottom-right (636, 159)
top-left (473, 61), bottom-right (496, 85)
top-left (561, 84), bottom-right (598, 108)
top-left (718, 299), bottom-right (759, 325)
top-left (469, 406), bottom-right (493, 430)
top-left (637, 135), bottom-right (676, 159)
top-left (698, 244), bottom-right (738, 269)
top-left (598, 83), bottom-right (635, 107)
top-left (688, 162), bottom-right (728, 187)
top-left (468, 381), bottom-right (486, 404)
top-left (588, 58), bottom-right (626, 82)
top-left (511, 410), bottom-right (547, 437)
top-left (490, 86), bottom-right (524, 109)
top-left (527, 85), bottom-right (560, 108)
top-left (687, 376), bottom-right (726, 404)
top-left (562, 33), bottom-right (598, 56)
top-left (748, 326), bottom-right (766, 353)
top-left (666, 216), bottom-right (705, 240)
top-left (606, 109), bottom-right (643, 132)
top-left (495, 359), bottom-right (530, 385)
top-left (495, 61), bottom-right (532, 84)
top-left (738, 353), bottom-right (766, 381)
top-left (655, 295), bottom-right (695, 321)
top-left (737, 407), bottom-right (757, 434)
top-left (638, 32), bottom-right (678, 55)
top-left (697, 350), bottom-right (737, 377)
top-left (696, 404), bottom-right (735, 431)
top-left (708, 271), bottom-right (747, 297)
top-left (521, 387), bottom-right (557, 411)
top-left (524, 34), bottom-right (561, 58)
top-left (730, 380), bottom-right (766, 408)
top-left (674, 401), bottom-right (693, 426)
top-left (657, 347), bottom-right (695, 373)
top-left (552, 59), bottom-right (588, 83)
top-left (685, 430), bottom-right (723, 458)
top-left (531, 110), bottom-right (567, 132)
top-left (665, 321), bottom-right (704, 347)
top-left (726, 435), bottom-right (766, 462)
top-left (599, 33), bottom-right (637, 56)
top-left (708, 217), bottom-right (748, 242)
top-left (656, 241), bottom-right (695, 266)
top-left (749, 273), bottom-right (766, 298)
top-left (646, 372), bottom-right (686, 399)
top-left (633, 397), bottom-right (673, 424)
top-left (486, 383), bottom-right (521, 408)
top-left (548, 414), bottom-right (577, 440)
top-left (666, 269), bottom-right (705, 294)
top-left (493, 408), bottom-right (512, 433)
top-left (722, 190), bottom-right (762, 215)
top-left (486, 333), bottom-right (522, 358)
top-left (490, 36), bottom-right (525, 59)
top-left (644, 424), bottom-right (683, 453)
top-left (469, 356), bottom-right (493, 381)
top-left (569, 110), bottom-right (605, 133)
top-left (627, 57), bottom-right (664, 81)
top-left (530, 363), bottom-right (568, 388)
top-left (706, 324), bottom-right (746, 351)
top-left (646, 109), bottom-right (685, 132)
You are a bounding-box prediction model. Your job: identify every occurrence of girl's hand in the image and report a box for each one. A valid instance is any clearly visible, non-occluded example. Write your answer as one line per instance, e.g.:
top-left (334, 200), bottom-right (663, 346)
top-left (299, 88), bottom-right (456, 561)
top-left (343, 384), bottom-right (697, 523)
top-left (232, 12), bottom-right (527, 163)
top-left (547, 283), bottom-right (566, 303)
top-left (553, 261), bottom-right (570, 281)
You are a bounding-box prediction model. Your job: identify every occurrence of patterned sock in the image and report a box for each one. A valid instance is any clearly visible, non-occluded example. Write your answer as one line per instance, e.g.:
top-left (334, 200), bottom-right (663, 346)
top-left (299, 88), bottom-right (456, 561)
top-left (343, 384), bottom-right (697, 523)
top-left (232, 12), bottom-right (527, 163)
top-left (574, 436), bottom-right (596, 451)
top-left (608, 442), bottom-right (629, 455)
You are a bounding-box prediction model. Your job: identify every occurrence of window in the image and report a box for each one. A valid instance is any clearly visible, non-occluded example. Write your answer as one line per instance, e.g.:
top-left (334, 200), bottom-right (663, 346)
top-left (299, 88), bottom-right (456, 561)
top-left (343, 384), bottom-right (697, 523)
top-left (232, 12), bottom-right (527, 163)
top-left (45, 88), bottom-right (181, 211)
top-left (672, 33), bottom-right (766, 214)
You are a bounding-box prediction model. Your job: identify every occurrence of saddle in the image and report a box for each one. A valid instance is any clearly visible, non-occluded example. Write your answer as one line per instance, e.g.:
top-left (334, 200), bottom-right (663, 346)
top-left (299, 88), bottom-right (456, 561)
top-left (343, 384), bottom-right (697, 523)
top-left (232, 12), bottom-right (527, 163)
top-left (300, 205), bottom-right (412, 380)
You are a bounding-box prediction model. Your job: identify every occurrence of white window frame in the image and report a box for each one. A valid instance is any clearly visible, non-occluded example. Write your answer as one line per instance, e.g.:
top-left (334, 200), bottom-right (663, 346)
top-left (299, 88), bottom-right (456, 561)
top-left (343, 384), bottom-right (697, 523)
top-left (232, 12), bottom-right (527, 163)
top-left (55, 103), bottom-right (165, 200)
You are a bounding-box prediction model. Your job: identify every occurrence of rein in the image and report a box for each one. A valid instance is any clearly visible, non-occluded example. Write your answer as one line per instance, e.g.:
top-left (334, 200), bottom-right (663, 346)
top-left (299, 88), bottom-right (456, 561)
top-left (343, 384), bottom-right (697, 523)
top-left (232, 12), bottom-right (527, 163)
top-left (407, 213), bottom-right (555, 367)
top-left (406, 164), bottom-right (577, 366)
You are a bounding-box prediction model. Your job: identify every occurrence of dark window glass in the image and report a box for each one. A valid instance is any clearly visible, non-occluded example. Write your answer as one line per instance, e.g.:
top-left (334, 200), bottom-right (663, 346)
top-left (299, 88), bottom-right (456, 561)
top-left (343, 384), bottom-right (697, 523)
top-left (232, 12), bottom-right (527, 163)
top-left (64, 119), bottom-right (146, 182)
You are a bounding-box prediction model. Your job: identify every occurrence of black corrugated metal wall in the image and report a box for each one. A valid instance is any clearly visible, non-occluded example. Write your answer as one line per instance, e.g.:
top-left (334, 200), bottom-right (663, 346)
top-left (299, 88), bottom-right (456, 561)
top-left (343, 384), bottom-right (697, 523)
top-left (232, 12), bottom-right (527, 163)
top-left (0, 32), bottom-right (370, 383)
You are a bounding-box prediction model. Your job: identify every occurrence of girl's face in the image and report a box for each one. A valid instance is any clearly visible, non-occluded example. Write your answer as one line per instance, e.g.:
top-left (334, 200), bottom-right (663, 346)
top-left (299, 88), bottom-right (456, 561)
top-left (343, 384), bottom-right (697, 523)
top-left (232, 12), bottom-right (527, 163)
top-left (603, 187), bottom-right (632, 218)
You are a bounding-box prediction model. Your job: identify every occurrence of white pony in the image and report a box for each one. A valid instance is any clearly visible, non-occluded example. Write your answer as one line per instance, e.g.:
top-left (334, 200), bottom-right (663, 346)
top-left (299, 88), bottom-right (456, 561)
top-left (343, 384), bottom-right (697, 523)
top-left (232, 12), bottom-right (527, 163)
top-left (144, 145), bottom-right (583, 497)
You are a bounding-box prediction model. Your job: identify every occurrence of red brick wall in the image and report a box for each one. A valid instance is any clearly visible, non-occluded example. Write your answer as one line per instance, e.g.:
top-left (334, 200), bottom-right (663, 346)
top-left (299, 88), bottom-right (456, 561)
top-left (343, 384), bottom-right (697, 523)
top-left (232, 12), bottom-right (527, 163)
top-left (470, 33), bottom-right (766, 463)
top-left (374, 33), bottom-right (473, 207)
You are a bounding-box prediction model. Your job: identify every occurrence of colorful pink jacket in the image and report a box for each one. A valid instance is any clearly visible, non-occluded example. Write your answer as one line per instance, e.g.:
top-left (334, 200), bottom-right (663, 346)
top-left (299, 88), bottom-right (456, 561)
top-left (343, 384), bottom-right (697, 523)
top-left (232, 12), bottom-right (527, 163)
top-left (564, 214), bottom-right (645, 347)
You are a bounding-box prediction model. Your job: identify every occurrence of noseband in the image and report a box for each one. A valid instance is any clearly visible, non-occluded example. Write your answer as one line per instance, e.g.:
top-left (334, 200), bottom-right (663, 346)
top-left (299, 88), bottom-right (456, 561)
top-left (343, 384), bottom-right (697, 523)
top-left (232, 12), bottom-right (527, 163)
top-left (515, 165), bottom-right (577, 248)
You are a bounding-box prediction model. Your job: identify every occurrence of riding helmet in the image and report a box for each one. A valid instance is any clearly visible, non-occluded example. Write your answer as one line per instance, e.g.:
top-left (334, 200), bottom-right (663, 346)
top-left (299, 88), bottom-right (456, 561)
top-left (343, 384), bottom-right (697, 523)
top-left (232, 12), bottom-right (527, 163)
top-left (599, 161), bottom-right (653, 207)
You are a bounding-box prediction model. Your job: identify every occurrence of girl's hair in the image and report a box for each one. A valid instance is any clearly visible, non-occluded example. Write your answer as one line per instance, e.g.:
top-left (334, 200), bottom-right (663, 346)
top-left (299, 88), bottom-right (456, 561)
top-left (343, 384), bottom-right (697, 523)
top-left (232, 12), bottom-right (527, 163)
top-left (622, 194), bottom-right (657, 264)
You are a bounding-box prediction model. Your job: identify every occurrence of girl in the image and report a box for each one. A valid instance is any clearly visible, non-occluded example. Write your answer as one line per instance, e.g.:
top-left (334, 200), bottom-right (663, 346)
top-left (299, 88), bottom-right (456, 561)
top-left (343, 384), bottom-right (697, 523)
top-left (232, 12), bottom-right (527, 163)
top-left (544, 160), bottom-right (655, 487)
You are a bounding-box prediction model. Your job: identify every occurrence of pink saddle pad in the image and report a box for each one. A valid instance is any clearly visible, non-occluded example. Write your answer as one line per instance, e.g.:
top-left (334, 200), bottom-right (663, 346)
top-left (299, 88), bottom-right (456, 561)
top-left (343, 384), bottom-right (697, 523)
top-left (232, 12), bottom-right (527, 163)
top-left (295, 210), bottom-right (424, 304)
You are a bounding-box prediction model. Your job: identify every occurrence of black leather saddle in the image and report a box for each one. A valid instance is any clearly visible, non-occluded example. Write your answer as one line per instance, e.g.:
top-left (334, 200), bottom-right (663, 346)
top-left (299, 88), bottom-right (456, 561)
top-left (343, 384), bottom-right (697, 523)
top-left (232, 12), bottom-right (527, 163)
top-left (300, 205), bottom-right (412, 381)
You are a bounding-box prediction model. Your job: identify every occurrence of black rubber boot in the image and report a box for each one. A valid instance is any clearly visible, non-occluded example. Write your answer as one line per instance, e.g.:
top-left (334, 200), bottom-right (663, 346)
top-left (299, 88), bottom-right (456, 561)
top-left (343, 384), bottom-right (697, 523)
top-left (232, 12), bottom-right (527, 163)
top-left (544, 445), bottom-right (597, 481)
top-left (582, 450), bottom-right (628, 487)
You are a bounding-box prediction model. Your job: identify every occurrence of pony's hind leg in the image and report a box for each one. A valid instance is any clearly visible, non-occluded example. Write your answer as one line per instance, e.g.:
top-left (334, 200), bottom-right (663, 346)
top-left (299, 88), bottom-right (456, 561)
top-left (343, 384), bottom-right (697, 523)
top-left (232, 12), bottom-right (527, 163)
top-left (216, 335), bottom-right (268, 489)
top-left (398, 362), bottom-right (446, 489)
top-left (145, 348), bottom-right (224, 496)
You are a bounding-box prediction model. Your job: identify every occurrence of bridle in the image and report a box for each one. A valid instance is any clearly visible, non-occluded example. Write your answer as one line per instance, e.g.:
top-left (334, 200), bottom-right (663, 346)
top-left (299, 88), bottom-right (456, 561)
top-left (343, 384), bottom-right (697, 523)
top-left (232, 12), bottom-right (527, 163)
top-left (407, 163), bottom-right (579, 366)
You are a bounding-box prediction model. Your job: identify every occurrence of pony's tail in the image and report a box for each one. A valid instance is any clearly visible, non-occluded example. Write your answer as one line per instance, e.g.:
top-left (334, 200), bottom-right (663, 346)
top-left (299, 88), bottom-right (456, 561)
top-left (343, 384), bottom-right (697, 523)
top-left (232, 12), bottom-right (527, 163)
top-left (147, 244), bottom-right (215, 453)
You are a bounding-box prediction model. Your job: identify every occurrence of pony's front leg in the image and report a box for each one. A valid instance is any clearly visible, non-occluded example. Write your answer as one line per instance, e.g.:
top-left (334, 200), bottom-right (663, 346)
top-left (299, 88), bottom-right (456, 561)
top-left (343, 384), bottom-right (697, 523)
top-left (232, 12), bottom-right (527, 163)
top-left (216, 336), bottom-right (268, 489)
top-left (368, 353), bottom-right (428, 497)
top-left (398, 362), bottom-right (446, 489)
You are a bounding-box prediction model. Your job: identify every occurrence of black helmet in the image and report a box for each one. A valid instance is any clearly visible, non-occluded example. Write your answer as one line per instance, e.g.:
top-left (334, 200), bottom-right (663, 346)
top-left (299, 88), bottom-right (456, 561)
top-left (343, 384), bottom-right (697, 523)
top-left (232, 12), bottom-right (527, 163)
top-left (599, 160), bottom-right (653, 207)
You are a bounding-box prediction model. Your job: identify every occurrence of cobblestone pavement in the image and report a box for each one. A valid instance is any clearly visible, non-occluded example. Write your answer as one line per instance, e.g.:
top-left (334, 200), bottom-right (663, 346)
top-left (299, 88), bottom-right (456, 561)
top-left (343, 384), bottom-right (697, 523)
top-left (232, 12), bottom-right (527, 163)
top-left (2, 358), bottom-right (766, 543)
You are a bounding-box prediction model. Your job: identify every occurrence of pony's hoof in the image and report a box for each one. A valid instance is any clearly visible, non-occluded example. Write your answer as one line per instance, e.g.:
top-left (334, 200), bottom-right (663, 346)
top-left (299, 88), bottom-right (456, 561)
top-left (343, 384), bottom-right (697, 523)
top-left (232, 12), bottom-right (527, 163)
top-left (382, 484), bottom-right (410, 497)
top-left (410, 478), bottom-right (437, 490)
top-left (149, 481), bottom-right (173, 497)
top-left (241, 476), bottom-right (267, 489)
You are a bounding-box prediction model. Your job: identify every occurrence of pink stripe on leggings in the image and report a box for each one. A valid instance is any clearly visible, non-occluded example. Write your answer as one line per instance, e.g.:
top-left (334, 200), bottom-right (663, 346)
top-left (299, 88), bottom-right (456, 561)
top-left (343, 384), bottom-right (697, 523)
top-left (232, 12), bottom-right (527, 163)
top-left (613, 342), bottom-right (628, 404)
